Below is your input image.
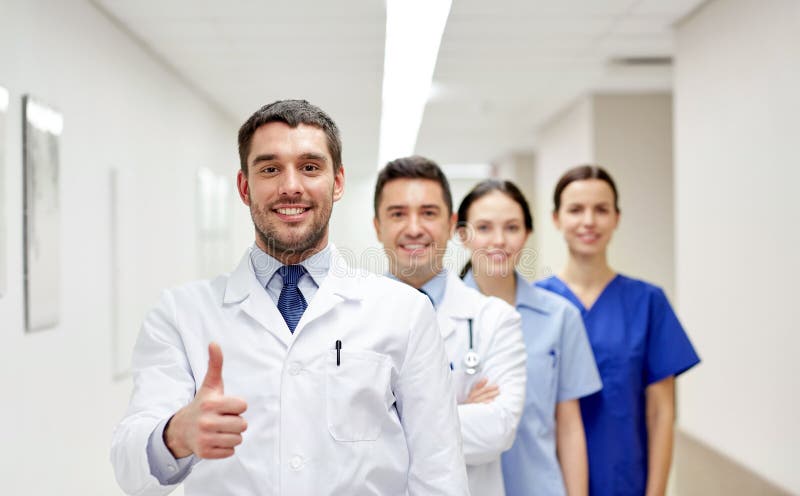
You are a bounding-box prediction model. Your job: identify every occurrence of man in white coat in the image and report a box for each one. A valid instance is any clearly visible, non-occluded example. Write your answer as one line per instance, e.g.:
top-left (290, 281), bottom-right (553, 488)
top-left (373, 156), bottom-right (527, 496)
top-left (111, 101), bottom-right (469, 496)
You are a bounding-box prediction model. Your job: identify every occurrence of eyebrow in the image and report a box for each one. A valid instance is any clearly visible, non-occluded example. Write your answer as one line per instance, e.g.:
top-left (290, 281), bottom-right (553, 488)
top-left (566, 201), bottom-right (612, 207)
top-left (471, 217), bottom-right (520, 223)
top-left (250, 152), bottom-right (329, 167)
top-left (385, 204), bottom-right (441, 211)
top-left (299, 152), bottom-right (328, 163)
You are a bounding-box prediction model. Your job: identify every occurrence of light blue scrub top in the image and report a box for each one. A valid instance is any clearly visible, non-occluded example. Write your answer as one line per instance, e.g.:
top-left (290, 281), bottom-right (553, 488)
top-left (537, 275), bottom-right (700, 496)
top-left (464, 270), bottom-right (602, 496)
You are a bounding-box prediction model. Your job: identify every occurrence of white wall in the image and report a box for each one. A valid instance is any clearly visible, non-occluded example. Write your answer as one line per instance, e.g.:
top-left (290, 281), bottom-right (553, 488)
top-left (0, 86), bottom-right (7, 297)
top-left (674, 0), bottom-right (800, 493)
top-left (533, 97), bottom-right (594, 279)
top-left (0, 0), bottom-right (240, 493)
top-left (329, 174), bottom-right (388, 273)
top-left (533, 93), bottom-right (675, 297)
top-left (593, 94), bottom-right (675, 298)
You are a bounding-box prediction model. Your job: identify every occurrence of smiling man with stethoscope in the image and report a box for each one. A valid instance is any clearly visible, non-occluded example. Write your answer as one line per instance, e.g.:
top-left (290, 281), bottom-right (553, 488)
top-left (373, 156), bottom-right (527, 496)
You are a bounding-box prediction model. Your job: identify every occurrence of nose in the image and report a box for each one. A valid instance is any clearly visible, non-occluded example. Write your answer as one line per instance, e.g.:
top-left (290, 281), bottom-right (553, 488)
top-left (491, 227), bottom-right (505, 247)
top-left (278, 167), bottom-right (303, 198)
top-left (405, 213), bottom-right (424, 237)
top-left (581, 210), bottom-right (596, 226)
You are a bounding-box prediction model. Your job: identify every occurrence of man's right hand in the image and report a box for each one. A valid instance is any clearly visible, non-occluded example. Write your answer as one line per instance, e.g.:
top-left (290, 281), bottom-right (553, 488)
top-left (462, 377), bottom-right (500, 404)
top-left (164, 342), bottom-right (248, 459)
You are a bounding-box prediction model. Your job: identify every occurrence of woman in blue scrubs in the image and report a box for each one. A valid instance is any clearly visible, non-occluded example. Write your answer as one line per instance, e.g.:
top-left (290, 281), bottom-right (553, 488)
top-left (537, 165), bottom-right (700, 496)
top-left (457, 179), bottom-right (602, 496)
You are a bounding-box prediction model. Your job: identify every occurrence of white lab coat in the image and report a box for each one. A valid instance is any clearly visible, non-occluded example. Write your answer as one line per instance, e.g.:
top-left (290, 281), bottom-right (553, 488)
top-left (437, 273), bottom-right (526, 496)
top-left (111, 247), bottom-right (469, 496)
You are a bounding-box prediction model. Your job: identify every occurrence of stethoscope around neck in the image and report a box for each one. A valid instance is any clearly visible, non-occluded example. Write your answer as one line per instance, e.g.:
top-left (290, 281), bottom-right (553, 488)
top-left (463, 318), bottom-right (481, 375)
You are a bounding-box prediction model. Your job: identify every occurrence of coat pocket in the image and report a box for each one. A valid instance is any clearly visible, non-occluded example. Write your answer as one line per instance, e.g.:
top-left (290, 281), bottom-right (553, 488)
top-left (326, 349), bottom-right (393, 442)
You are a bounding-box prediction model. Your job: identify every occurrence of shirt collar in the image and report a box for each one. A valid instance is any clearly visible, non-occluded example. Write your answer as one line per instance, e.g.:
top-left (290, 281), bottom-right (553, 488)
top-left (514, 272), bottom-right (552, 313)
top-left (386, 269), bottom-right (448, 309)
top-left (250, 242), bottom-right (332, 288)
top-left (462, 268), bottom-right (551, 313)
top-left (419, 270), bottom-right (448, 309)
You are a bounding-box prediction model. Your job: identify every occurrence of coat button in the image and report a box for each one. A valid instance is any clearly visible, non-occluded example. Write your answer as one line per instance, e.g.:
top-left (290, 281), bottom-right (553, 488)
top-left (289, 455), bottom-right (303, 470)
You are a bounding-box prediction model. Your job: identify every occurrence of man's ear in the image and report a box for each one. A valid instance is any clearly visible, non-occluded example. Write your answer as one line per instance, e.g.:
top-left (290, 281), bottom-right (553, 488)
top-left (373, 216), bottom-right (381, 239)
top-left (448, 212), bottom-right (457, 236)
top-left (237, 169), bottom-right (251, 206)
top-left (332, 165), bottom-right (345, 202)
top-left (456, 225), bottom-right (468, 243)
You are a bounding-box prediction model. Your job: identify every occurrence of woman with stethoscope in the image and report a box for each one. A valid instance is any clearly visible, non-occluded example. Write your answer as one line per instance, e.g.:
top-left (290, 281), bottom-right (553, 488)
top-left (457, 179), bottom-right (602, 496)
top-left (537, 165), bottom-right (700, 496)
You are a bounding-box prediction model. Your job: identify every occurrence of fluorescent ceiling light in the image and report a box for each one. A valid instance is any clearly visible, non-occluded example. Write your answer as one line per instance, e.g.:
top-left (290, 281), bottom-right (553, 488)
top-left (378, 0), bottom-right (452, 167)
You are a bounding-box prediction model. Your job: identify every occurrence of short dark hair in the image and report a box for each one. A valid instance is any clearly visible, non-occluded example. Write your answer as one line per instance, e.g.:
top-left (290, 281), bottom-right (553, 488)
top-left (553, 164), bottom-right (620, 212)
top-left (457, 179), bottom-right (533, 232)
top-left (237, 99), bottom-right (342, 175)
top-left (374, 155), bottom-right (453, 217)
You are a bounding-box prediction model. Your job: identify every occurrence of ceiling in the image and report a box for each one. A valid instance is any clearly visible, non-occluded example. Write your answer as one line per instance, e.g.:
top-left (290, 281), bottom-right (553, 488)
top-left (91, 0), bottom-right (704, 176)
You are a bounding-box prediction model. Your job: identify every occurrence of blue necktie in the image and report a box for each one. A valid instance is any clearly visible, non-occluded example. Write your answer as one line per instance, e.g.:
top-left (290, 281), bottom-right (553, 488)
top-left (277, 265), bottom-right (307, 333)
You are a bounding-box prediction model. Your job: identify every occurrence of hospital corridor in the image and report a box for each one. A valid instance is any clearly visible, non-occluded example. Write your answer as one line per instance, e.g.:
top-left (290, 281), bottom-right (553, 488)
top-left (0, 0), bottom-right (797, 494)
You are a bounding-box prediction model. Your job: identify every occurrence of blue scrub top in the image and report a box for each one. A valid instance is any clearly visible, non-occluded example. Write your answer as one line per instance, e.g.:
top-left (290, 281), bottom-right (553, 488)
top-left (537, 275), bottom-right (700, 496)
top-left (464, 270), bottom-right (602, 496)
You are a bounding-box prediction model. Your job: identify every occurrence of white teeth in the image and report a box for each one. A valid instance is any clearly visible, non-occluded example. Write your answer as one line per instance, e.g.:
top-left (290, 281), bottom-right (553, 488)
top-left (277, 208), bottom-right (305, 215)
top-left (404, 244), bottom-right (426, 249)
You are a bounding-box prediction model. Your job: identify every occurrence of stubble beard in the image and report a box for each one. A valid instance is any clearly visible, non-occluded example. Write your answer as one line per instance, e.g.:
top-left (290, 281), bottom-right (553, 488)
top-left (391, 249), bottom-right (445, 288)
top-left (251, 200), bottom-right (332, 262)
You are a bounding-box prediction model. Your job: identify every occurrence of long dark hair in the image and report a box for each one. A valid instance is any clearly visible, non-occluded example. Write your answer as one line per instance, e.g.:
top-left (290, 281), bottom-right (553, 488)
top-left (456, 179), bottom-right (533, 278)
top-left (553, 164), bottom-right (620, 213)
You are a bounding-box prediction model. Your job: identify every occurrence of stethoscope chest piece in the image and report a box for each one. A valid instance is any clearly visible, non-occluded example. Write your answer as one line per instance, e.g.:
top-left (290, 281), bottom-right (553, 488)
top-left (463, 350), bottom-right (480, 375)
top-left (463, 318), bottom-right (480, 375)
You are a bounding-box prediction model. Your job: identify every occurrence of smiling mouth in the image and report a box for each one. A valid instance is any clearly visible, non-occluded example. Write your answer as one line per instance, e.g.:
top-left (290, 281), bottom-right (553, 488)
top-left (487, 251), bottom-right (508, 260)
top-left (400, 243), bottom-right (431, 254)
top-left (275, 207), bottom-right (308, 215)
top-left (272, 206), bottom-right (312, 222)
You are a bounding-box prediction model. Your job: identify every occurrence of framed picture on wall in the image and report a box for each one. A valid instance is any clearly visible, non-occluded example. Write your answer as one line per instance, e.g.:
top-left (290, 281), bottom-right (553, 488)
top-left (0, 85), bottom-right (8, 298)
top-left (196, 167), bottom-right (234, 279)
top-left (22, 95), bottom-right (62, 331)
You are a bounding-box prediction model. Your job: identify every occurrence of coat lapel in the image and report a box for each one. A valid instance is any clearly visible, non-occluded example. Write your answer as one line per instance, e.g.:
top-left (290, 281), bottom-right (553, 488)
top-left (223, 249), bottom-right (293, 348)
top-left (437, 272), bottom-right (478, 340)
top-left (295, 248), bottom-right (363, 335)
top-left (223, 247), bottom-right (364, 347)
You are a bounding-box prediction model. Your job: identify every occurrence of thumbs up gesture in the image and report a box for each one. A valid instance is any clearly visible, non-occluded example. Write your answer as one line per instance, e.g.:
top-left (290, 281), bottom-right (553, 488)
top-left (164, 343), bottom-right (249, 459)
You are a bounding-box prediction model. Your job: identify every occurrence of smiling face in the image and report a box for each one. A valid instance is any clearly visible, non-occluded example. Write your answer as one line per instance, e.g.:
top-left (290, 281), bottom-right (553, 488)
top-left (553, 178), bottom-right (619, 259)
top-left (461, 191), bottom-right (530, 277)
top-left (237, 121), bottom-right (344, 264)
top-left (373, 178), bottom-right (455, 288)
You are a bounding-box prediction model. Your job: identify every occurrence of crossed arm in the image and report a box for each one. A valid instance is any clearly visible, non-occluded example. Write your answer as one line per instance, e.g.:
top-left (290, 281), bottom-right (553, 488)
top-left (457, 307), bottom-right (527, 465)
